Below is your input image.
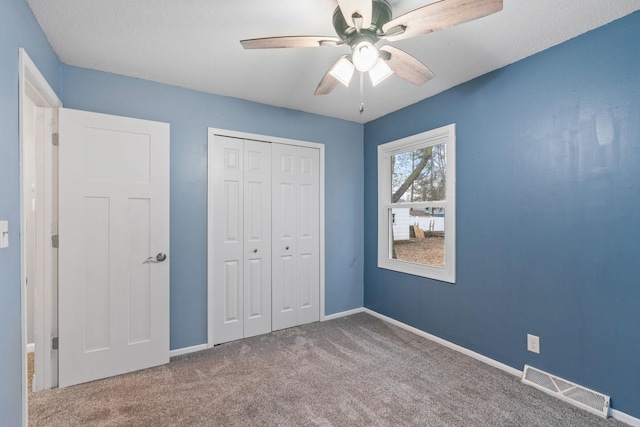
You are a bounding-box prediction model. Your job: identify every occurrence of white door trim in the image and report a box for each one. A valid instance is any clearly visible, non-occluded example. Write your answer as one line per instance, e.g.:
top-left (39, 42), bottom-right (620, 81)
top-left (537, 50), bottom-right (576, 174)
top-left (18, 48), bottom-right (62, 427)
top-left (207, 128), bottom-right (326, 348)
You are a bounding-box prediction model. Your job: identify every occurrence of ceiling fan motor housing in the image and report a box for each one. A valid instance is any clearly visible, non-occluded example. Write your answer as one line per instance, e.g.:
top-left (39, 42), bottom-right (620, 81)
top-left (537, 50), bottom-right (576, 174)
top-left (332, 0), bottom-right (393, 42)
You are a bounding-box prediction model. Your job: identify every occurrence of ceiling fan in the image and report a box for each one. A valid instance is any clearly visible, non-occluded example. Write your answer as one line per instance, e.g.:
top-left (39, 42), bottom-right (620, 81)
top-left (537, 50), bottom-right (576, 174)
top-left (241, 0), bottom-right (503, 96)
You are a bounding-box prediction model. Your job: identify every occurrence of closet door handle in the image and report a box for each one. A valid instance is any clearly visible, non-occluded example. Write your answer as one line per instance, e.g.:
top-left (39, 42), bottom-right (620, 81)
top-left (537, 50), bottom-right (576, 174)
top-left (285, 246), bottom-right (290, 250)
top-left (253, 249), bottom-right (258, 253)
top-left (144, 252), bottom-right (167, 263)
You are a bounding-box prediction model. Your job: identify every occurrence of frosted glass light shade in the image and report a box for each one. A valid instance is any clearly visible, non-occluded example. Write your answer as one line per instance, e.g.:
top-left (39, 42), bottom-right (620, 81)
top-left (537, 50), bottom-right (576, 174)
top-left (352, 41), bottom-right (379, 72)
top-left (330, 57), bottom-right (355, 86)
top-left (369, 59), bottom-right (393, 86)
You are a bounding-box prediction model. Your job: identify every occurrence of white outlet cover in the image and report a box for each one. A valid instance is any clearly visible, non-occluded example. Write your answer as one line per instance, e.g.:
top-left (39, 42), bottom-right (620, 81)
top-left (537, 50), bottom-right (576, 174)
top-left (527, 334), bottom-right (540, 354)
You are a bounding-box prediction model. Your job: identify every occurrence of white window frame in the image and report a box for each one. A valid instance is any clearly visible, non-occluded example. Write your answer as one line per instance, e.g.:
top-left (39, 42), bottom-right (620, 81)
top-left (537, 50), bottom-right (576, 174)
top-left (377, 124), bottom-right (456, 283)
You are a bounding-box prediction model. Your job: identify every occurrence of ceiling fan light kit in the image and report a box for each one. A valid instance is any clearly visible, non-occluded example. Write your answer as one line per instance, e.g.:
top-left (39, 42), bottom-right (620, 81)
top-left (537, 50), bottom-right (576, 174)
top-left (330, 56), bottom-right (356, 86)
top-left (240, 0), bottom-right (503, 97)
top-left (352, 38), bottom-right (379, 72)
top-left (369, 59), bottom-right (393, 86)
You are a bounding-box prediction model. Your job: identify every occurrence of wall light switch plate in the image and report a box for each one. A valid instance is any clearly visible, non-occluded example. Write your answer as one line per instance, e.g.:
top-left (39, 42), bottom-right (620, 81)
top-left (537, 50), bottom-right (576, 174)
top-left (527, 334), bottom-right (540, 354)
top-left (0, 221), bottom-right (8, 248)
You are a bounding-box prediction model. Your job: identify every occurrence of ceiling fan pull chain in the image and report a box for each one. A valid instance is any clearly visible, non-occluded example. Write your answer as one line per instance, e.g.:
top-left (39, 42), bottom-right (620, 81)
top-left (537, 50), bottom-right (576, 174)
top-left (359, 71), bottom-right (365, 114)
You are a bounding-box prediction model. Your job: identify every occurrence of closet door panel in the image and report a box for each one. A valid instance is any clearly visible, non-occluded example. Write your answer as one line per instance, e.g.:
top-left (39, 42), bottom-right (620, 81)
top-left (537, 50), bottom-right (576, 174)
top-left (223, 261), bottom-right (241, 322)
top-left (272, 143), bottom-right (298, 331)
top-left (243, 140), bottom-right (272, 338)
top-left (272, 144), bottom-right (320, 330)
top-left (296, 147), bottom-right (320, 325)
top-left (212, 136), bottom-right (244, 344)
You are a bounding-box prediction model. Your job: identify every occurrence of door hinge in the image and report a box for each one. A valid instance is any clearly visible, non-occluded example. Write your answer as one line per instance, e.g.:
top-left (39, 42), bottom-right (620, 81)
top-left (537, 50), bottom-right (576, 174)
top-left (52, 133), bottom-right (59, 146)
top-left (51, 337), bottom-right (59, 350)
top-left (51, 234), bottom-right (59, 248)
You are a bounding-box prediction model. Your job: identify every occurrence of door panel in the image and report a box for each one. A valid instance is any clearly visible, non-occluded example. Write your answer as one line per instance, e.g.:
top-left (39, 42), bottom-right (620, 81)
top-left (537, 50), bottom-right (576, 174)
top-left (300, 254), bottom-right (312, 308)
top-left (247, 259), bottom-right (262, 318)
top-left (212, 137), bottom-right (244, 344)
top-left (282, 255), bottom-right (294, 311)
top-left (272, 144), bottom-right (297, 331)
top-left (297, 147), bottom-right (320, 326)
top-left (58, 108), bottom-right (169, 388)
top-left (224, 261), bottom-right (241, 322)
top-left (272, 144), bottom-right (320, 331)
top-left (83, 196), bottom-right (110, 352)
top-left (84, 128), bottom-right (150, 183)
top-left (243, 141), bottom-right (271, 338)
top-left (128, 198), bottom-right (151, 344)
top-left (212, 137), bottom-right (272, 342)
top-left (224, 182), bottom-right (241, 241)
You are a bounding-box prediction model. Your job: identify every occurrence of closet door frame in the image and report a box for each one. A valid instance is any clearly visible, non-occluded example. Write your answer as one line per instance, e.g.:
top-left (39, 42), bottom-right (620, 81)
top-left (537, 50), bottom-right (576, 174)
top-left (206, 128), bottom-right (325, 348)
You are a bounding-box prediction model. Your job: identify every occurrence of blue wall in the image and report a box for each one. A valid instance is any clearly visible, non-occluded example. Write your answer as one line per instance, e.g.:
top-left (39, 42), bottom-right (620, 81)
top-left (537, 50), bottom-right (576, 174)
top-left (0, 0), bottom-right (61, 424)
top-left (364, 12), bottom-right (640, 417)
top-left (3, 0), bottom-right (639, 421)
top-left (60, 65), bottom-right (365, 350)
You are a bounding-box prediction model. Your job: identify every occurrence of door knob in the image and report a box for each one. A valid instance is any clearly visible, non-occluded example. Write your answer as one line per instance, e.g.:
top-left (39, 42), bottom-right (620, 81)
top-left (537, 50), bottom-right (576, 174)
top-left (285, 246), bottom-right (290, 250)
top-left (144, 253), bottom-right (167, 263)
top-left (253, 249), bottom-right (258, 253)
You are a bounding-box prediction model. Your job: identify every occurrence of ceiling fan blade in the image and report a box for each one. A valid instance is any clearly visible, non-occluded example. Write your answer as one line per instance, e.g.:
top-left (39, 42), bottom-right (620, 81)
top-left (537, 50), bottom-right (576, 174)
top-left (382, 0), bottom-right (503, 42)
top-left (315, 73), bottom-right (340, 96)
top-left (315, 55), bottom-right (352, 95)
top-left (337, 0), bottom-right (373, 29)
top-left (241, 36), bottom-right (341, 49)
top-left (380, 45), bottom-right (435, 86)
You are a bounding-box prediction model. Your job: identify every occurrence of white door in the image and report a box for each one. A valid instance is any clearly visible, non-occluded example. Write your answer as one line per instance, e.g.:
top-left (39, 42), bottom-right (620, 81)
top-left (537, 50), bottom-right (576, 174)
top-left (211, 136), bottom-right (271, 344)
top-left (58, 108), bottom-right (170, 388)
top-left (272, 143), bottom-right (320, 331)
top-left (243, 140), bottom-right (272, 338)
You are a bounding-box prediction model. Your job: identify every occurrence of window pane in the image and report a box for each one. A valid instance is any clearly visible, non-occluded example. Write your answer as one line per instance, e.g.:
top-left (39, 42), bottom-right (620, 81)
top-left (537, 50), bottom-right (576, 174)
top-left (391, 143), bottom-right (446, 203)
top-left (391, 207), bottom-right (445, 268)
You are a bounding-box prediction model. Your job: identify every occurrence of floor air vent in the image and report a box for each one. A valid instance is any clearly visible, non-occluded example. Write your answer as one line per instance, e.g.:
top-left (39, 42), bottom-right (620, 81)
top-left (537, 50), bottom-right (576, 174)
top-left (522, 365), bottom-right (610, 418)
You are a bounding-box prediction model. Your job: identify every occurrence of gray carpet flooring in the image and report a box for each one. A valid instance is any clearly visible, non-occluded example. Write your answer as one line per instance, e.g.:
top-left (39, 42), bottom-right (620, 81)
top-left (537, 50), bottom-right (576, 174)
top-left (29, 313), bottom-right (625, 426)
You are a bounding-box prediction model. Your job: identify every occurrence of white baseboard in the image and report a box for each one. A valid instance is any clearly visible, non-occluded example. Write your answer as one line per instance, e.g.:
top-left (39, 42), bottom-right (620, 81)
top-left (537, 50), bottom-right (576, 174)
top-left (364, 308), bottom-right (640, 426)
top-left (363, 308), bottom-right (522, 377)
top-left (169, 344), bottom-right (208, 358)
top-left (27, 343), bottom-right (34, 354)
top-left (322, 307), bottom-right (364, 321)
top-left (611, 409), bottom-right (640, 427)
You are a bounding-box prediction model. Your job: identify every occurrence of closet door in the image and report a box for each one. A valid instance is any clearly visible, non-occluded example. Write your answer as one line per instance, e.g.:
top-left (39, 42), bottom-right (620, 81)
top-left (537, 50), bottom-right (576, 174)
top-left (211, 136), bottom-right (245, 344)
top-left (243, 140), bottom-right (272, 338)
top-left (211, 137), bottom-right (272, 344)
top-left (272, 144), bottom-right (320, 331)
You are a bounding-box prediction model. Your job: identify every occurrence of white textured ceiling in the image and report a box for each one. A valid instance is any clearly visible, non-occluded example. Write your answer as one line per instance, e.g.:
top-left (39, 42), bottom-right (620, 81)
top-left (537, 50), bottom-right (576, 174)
top-left (26, 0), bottom-right (640, 123)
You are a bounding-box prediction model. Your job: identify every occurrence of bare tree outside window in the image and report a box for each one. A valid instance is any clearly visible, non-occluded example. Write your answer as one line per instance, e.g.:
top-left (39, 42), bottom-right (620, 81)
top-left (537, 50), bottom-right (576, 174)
top-left (391, 143), bottom-right (446, 267)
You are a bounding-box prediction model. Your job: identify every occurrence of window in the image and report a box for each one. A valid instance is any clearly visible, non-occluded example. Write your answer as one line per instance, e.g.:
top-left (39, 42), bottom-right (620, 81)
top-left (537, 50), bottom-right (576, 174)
top-left (377, 124), bottom-right (456, 283)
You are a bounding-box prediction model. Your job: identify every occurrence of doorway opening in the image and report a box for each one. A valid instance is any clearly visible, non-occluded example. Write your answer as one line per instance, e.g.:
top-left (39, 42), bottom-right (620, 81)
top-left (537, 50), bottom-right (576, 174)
top-left (19, 48), bottom-right (62, 426)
